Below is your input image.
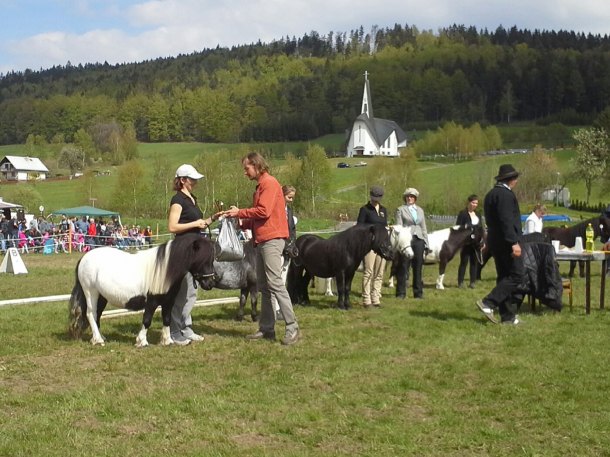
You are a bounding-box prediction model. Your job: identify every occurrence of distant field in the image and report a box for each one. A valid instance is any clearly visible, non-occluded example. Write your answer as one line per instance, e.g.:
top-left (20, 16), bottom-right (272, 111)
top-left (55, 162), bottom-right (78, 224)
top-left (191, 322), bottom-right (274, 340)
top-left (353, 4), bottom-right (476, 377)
top-left (0, 135), bottom-right (606, 230)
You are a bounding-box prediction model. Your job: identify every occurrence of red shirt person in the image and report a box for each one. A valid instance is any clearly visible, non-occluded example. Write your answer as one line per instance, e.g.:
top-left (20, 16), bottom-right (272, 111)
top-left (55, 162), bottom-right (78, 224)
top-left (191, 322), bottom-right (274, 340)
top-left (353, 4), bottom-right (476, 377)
top-left (222, 152), bottom-right (299, 345)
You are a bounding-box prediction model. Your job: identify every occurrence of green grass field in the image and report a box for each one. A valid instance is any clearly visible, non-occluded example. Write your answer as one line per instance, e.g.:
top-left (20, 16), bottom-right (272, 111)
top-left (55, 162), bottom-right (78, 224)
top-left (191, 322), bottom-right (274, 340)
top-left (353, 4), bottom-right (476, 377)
top-left (1, 252), bottom-right (610, 456)
top-left (2, 126), bottom-right (609, 455)
top-left (1, 132), bottom-right (607, 230)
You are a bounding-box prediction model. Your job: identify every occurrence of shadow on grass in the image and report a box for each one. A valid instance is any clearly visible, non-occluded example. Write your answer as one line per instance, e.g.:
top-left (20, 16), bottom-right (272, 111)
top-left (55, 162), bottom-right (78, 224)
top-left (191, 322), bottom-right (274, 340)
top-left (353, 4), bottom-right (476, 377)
top-left (409, 309), bottom-right (482, 322)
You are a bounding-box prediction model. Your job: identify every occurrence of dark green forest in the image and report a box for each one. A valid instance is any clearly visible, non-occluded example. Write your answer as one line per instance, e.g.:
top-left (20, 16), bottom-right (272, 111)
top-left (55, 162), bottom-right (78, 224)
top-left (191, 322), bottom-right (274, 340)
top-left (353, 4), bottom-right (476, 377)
top-left (1, 24), bottom-right (610, 147)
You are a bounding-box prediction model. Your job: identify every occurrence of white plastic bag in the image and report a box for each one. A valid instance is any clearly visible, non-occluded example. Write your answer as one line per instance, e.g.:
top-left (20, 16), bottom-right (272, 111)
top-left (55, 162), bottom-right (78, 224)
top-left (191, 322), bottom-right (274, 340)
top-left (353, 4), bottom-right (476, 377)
top-left (215, 217), bottom-right (244, 261)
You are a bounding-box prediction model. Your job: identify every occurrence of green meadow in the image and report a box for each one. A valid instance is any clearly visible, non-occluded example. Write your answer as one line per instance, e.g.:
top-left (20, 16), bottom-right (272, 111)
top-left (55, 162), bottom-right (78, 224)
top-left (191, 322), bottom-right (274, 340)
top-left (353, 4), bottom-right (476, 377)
top-left (1, 138), bottom-right (604, 232)
top-left (2, 246), bottom-right (610, 456)
top-left (2, 131), bottom-right (609, 455)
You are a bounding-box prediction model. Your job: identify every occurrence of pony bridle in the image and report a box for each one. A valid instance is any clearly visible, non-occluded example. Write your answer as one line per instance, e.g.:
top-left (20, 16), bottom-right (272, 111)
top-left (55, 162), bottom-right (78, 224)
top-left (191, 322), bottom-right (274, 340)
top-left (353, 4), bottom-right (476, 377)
top-left (192, 272), bottom-right (216, 288)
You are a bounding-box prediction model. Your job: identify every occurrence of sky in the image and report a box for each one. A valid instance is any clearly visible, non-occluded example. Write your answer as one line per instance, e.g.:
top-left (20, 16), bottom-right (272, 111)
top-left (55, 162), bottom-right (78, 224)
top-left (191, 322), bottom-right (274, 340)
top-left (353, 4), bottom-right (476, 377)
top-left (1, 0), bottom-right (610, 75)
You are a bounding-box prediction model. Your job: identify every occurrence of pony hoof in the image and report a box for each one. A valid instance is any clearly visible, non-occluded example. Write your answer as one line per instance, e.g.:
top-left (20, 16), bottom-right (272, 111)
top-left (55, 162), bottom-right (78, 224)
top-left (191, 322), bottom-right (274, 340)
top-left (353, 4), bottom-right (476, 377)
top-left (436, 284), bottom-right (444, 290)
top-left (90, 338), bottom-right (105, 346)
top-left (234, 315), bottom-right (244, 322)
top-left (251, 315), bottom-right (259, 322)
top-left (135, 341), bottom-right (149, 348)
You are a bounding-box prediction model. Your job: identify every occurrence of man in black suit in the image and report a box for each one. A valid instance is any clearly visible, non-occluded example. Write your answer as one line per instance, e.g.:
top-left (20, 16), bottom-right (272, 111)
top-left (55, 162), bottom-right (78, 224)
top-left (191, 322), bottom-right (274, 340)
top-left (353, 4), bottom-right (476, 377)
top-left (476, 164), bottom-right (524, 325)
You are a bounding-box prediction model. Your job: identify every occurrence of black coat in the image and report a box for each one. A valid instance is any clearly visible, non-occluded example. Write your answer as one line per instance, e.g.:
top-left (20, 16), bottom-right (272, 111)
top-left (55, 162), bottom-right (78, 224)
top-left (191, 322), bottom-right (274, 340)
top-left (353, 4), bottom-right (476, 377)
top-left (455, 208), bottom-right (482, 228)
top-left (518, 241), bottom-right (563, 310)
top-left (484, 183), bottom-right (521, 251)
top-left (357, 202), bottom-right (388, 226)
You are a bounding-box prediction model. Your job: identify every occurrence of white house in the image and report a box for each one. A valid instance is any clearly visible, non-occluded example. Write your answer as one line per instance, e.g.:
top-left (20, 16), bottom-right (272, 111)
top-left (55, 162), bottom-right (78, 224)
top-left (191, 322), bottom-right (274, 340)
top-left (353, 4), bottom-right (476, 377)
top-left (346, 72), bottom-right (407, 157)
top-left (0, 156), bottom-right (49, 181)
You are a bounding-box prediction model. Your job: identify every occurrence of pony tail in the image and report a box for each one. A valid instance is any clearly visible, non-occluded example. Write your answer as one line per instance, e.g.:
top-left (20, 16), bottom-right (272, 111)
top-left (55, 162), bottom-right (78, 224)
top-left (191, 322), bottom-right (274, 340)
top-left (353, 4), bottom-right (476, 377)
top-left (68, 262), bottom-right (88, 339)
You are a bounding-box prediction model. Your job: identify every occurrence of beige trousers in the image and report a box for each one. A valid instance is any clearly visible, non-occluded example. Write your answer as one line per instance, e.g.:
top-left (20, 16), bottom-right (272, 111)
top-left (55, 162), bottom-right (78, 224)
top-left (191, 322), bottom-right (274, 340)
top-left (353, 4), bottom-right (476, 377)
top-left (362, 250), bottom-right (386, 305)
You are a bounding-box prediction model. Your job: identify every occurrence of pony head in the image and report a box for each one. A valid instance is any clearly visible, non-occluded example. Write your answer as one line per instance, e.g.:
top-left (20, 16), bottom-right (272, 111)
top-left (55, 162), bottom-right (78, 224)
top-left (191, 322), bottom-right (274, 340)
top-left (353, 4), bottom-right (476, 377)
top-left (599, 216), bottom-right (610, 241)
top-left (389, 225), bottom-right (414, 259)
top-left (283, 240), bottom-right (300, 259)
top-left (370, 224), bottom-right (393, 260)
top-left (177, 235), bottom-right (216, 290)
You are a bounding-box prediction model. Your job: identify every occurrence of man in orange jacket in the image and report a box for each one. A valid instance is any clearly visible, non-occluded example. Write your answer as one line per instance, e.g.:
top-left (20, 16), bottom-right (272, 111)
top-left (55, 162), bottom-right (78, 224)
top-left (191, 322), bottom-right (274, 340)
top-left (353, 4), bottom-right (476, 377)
top-left (222, 152), bottom-right (300, 345)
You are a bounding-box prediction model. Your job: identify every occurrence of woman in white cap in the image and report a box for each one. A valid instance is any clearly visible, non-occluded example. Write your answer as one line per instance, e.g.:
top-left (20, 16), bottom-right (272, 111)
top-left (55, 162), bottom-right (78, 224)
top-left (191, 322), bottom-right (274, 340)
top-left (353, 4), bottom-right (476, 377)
top-left (168, 164), bottom-right (219, 345)
top-left (395, 187), bottom-right (428, 299)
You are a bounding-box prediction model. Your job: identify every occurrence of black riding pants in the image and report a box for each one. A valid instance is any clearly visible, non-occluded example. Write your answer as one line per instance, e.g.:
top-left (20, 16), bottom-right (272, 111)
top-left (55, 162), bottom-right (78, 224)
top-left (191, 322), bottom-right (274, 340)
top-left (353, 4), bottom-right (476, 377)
top-left (396, 237), bottom-right (425, 298)
top-left (484, 243), bottom-right (525, 321)
top-left (458, 245), bottom-right (479, 286)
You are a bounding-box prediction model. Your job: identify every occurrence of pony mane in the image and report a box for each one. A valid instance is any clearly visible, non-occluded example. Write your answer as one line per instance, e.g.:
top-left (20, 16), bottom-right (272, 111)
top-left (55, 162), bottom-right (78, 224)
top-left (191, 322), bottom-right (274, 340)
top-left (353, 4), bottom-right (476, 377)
top-left (157, 234), bottom-right (213, 293)
top-left (141, 234), bottom-right (205, 295)
top-left (568, 216), bottom-right (606, 239)
top-left (339, 224), bottom-right (376, 253)
top-left (144, 241), bottom-right (172, 295)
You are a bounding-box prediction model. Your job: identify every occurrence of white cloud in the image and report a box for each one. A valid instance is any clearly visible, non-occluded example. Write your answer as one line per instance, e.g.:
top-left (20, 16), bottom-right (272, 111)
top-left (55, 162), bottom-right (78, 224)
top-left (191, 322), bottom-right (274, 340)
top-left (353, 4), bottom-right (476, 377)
top-left (2, 0), bottom-right (610, 74)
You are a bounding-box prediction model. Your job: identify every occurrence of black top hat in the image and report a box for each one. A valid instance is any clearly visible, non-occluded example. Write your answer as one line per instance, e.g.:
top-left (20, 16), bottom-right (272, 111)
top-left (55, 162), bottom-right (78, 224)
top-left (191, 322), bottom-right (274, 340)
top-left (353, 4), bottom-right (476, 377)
top-left (495, 164), bottom-right (519, 181)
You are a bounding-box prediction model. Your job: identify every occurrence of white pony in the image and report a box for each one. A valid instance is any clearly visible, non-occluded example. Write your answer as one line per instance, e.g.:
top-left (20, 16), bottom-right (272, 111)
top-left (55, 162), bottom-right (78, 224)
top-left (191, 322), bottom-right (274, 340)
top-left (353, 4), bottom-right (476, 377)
top-left (68, 233), bottom-right (216, 347)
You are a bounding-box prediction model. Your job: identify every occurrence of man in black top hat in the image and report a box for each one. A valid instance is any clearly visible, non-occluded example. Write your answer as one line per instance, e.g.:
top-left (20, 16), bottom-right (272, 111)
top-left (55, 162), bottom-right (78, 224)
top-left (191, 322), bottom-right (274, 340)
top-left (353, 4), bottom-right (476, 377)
top-left (357, 185), bottom-right (388, 307)
top-left (476, 164), bottom-right (524, 325)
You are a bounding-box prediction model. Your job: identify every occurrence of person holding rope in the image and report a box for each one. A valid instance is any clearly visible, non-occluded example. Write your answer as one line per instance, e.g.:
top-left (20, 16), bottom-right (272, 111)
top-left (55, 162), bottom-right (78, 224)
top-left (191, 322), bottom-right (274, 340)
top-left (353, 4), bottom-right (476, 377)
top-left (456, 194), bottom-right (483, 289)
top-left (168, 164), bottom-right (220, 345)
top-left (221, 152), bottom-right (300, 346)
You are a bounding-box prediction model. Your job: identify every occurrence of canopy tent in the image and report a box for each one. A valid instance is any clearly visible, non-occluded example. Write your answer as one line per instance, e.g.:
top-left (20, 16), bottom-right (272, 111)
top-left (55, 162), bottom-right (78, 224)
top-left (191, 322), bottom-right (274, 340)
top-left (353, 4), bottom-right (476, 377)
top-left (0, 199), bottom-right (23, 209)
top-left (50, 205), bottom-right (119, 218)
top-left (0, 198), bottom-right (23, 219)
top-left (0, 200), bottom-right (23, 210)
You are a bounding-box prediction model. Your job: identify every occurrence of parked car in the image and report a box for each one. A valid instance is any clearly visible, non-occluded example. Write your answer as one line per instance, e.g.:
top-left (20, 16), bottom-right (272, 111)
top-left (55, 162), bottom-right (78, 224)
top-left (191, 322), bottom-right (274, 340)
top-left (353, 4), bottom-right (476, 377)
top-left (337, 162), bottom-right (350, 168)
top-left (354, 161), bottom-right (368, 167)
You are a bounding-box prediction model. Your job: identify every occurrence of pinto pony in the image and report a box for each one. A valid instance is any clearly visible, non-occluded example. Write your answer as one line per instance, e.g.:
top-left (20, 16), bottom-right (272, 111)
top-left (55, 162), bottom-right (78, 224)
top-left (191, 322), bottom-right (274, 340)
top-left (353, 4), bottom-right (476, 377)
top-left (387, 224), bottom-right (484, 289)
top-left (68, 233), bottom-right (216, 347)
top-left (543, 216), bottom-right (610, 277)
top-left (287, 224), bottom-right (411, 310)
top-left (425, 224), bottom-right (485, 289)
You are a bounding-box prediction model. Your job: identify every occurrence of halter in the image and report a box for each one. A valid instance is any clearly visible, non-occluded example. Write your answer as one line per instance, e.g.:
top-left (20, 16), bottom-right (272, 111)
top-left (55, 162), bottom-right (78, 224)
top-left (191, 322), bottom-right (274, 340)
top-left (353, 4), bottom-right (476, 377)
top-left (191, 272), bottom-right (217, 289)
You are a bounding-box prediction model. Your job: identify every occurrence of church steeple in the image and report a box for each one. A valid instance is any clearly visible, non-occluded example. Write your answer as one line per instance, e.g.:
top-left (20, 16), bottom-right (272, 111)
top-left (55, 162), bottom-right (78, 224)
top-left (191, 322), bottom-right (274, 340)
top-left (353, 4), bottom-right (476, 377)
top-left (360, 70), bottom-right (374, 119)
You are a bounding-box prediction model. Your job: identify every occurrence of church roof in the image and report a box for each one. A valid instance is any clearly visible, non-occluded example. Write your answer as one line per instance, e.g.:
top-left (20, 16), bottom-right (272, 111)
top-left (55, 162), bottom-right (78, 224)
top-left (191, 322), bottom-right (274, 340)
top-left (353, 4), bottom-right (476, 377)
top-left (356, 114), bottom-right (407, 146)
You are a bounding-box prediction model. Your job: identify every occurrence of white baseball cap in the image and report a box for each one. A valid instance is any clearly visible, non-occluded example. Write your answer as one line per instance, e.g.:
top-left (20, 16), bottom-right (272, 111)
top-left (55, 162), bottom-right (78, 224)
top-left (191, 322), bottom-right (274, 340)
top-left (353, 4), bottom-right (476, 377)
top-left (175, 164), bottom-right (204, 180)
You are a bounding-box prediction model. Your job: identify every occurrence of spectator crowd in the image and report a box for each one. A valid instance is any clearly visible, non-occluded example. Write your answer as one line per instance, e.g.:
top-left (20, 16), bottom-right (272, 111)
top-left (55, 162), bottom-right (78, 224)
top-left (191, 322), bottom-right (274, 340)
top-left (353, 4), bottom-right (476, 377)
top-left (0, 213), bottom-right (155, 255)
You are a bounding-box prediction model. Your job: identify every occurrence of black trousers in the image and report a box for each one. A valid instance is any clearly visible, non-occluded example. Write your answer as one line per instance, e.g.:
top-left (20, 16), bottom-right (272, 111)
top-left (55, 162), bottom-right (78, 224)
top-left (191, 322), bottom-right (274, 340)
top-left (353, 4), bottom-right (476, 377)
top-left (458, 245), bottom-right (479, 286)
top-left (484, 243), bottom-right (525, 321)
top-left (396, 237), bottom-right (425, 298)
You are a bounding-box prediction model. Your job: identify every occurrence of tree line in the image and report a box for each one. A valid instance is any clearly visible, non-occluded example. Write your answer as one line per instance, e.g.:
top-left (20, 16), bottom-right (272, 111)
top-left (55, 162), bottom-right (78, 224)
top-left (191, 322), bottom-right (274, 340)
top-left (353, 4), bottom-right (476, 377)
top-left (1, 24), bottom-right (610, 148)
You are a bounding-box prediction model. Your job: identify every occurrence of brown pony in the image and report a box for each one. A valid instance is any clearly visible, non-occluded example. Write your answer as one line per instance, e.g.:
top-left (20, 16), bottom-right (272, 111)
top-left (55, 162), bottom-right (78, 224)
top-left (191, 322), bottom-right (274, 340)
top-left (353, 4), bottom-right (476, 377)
top-left (543, 216), bottom-right (610, 277)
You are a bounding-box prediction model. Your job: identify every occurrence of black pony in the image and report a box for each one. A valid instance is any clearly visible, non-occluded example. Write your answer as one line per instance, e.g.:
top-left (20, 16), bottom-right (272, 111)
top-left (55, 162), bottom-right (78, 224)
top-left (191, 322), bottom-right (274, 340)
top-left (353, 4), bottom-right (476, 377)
top-left (543, 216), bottom-right (610, 277)
top-left (68, 233), bottom-right (216, 347)
top-left (213, 240), bottom-right (259, 322)
top-left (287, 224), bottom-right (393, 310)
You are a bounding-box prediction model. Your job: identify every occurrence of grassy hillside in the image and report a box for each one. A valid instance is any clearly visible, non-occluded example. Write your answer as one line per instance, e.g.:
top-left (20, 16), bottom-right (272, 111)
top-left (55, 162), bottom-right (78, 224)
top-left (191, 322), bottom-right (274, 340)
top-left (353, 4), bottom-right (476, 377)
top-left (1, 140), bottom-right (606, 230)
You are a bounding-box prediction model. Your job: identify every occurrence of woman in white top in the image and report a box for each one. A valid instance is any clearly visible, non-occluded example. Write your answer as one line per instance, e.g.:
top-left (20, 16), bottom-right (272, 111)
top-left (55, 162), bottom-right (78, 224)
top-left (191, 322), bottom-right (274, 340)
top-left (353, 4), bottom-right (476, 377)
top-left (523, 204), bottom-right (546, 235)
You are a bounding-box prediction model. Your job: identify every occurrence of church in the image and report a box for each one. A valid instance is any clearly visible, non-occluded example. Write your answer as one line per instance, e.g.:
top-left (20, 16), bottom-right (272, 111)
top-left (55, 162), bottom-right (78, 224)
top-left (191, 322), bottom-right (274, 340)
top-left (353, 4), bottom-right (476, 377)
top-left (346, 72), bottom-right (407, 157)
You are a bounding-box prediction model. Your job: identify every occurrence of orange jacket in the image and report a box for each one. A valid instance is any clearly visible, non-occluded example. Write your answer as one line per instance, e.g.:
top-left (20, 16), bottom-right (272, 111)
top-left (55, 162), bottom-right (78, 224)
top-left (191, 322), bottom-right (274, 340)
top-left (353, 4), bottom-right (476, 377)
top-left (238, 172), bottom-right (288, 244)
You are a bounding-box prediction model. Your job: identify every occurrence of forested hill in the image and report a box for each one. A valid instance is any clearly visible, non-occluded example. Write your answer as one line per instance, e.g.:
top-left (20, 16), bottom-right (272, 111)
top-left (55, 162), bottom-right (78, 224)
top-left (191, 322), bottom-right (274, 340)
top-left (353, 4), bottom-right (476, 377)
top-left (1, 24), bottom-right (610, 146)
